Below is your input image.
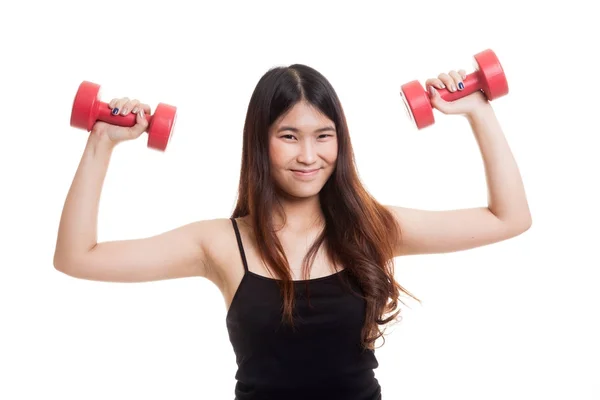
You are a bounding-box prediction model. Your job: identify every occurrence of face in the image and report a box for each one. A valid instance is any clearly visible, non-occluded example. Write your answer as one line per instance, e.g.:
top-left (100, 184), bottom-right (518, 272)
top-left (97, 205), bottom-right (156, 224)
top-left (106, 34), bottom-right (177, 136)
top-left (268, 101), bottom-right (338, 200)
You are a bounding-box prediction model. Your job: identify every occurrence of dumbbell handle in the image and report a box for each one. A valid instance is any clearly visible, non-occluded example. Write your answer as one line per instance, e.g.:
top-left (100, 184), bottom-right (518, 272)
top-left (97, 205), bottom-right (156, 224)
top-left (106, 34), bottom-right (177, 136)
top-left (433, 72), bottom-right (482, 102)
top-left (95, 100), bottom-right (153, 128)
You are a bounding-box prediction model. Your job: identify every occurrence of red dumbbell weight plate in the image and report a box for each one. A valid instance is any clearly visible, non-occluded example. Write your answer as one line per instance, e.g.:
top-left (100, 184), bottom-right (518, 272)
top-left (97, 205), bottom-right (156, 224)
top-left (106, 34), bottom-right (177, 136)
top-left (147, 103), bottom-right (177, 151)
top-left (70, 81), bottom-right (101, 132)
top-left (474, 49), bottom-right (509, 100)
top-left (400, 80), bottom-right (435, 129)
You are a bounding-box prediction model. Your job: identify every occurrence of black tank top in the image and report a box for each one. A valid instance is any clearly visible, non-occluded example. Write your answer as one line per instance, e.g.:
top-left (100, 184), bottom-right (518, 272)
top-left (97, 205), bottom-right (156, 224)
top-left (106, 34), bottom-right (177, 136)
top-left (225, 218), bottom-right (382, 400)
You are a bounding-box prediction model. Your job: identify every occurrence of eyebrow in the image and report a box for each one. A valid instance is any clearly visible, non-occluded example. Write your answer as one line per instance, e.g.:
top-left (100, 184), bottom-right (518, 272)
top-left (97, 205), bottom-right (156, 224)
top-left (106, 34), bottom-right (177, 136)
top-left (277, 125), bottom-right (336, 134)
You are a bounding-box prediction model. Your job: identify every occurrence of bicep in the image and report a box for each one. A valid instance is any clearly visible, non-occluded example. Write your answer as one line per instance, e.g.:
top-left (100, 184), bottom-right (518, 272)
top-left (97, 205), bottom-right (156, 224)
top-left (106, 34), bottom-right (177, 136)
top-left (387, 205), bottom-right (524, 257)
top-left (55, 221), bottom-right (216, 283)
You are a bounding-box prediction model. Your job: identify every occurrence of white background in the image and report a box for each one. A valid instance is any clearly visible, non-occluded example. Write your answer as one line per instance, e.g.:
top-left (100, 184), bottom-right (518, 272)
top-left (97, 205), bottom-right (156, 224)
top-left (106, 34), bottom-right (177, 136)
top-left (1, 1), bottom-right (598, 399)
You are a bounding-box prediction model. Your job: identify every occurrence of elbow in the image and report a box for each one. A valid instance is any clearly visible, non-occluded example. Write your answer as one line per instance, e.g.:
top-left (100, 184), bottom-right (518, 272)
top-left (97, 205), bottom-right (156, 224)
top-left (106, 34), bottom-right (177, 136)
top-left (53, 252), bottom-right (80, 277)
top-left (53, 254), bottom-right (71, 275)
top-left (53, 242), bottom-right (72, 273)
top-left (520, 209), bottom-right (533, 232)
top-left (53, 250), bottom-right (65, 271)
top-left (53, 243), bottom-right (97, 276)
top-left (523, 215), bottom-right (533, 231)
top-left (498, 212), bottom-right (532, 240)
top-left (511, 213), bottom-right (532, 237)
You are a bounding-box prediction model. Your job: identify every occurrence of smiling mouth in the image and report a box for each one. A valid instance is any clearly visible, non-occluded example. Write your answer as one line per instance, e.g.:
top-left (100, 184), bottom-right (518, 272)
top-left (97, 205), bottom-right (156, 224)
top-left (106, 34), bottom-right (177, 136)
top-left (290, 169), bottom-right (320, 176)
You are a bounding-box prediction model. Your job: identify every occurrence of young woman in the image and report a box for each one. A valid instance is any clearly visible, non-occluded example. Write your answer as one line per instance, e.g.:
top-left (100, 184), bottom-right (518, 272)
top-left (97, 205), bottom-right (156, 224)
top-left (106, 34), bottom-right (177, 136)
top-left (54, 64), bottom-right (531, 399)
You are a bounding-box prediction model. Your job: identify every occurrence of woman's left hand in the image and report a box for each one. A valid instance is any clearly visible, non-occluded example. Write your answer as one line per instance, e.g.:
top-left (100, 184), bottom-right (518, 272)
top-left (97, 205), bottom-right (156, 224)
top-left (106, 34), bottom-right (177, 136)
top-left (426, 69), bottom-right (490, 117)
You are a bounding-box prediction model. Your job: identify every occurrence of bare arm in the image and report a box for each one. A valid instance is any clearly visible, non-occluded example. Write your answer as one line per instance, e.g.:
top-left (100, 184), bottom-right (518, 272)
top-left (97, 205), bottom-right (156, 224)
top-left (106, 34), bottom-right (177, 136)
top-left (389, 90), bottom-right (531, 256)
top-left (53, 132), bottom-right (215, 283)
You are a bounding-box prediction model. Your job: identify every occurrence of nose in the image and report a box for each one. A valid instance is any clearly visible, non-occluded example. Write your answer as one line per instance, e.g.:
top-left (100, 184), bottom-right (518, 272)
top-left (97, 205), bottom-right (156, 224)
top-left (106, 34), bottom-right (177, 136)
top-left (297, 139), bottom-right (317, 164)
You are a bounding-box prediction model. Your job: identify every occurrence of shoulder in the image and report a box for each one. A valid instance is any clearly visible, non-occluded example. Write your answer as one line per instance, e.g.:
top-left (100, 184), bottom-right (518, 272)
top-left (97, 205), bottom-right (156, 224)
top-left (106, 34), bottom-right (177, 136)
top-left (193, 216), bottom-right (249, 284)
top-left (192, 217), bottom-right (237, 256)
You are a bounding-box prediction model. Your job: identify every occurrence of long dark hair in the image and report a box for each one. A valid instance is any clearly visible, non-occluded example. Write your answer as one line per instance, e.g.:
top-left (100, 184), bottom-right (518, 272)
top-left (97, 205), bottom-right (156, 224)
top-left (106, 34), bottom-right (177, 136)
top-left (231, 64), bottom-right (421, 350)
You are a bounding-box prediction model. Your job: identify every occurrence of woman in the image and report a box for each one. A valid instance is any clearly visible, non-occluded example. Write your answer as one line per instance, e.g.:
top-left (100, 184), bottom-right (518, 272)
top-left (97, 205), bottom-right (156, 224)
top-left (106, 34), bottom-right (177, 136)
top-left (53, 64), bottom-right (532, 399)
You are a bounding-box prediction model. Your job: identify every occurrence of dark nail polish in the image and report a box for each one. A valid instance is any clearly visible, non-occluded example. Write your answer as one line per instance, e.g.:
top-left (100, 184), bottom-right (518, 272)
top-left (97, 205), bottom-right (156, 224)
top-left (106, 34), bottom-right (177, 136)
top-left (112, 108), bottom-right (119, 115)
top-left (458, 82), bottom-right (464, 90)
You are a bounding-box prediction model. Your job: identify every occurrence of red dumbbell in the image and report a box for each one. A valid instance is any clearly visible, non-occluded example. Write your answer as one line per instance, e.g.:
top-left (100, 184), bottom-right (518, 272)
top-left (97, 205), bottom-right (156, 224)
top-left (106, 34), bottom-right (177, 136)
top-left (400, 49), bottom-right (509, 130)
top-left (70, 81), bottom-right (177, 151)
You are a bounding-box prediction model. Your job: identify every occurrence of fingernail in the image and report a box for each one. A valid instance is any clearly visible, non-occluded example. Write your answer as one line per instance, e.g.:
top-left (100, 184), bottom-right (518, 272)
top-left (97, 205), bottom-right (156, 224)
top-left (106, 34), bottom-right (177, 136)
top-left (458, 82), bottom-right (464, 90)
top-left (112, 108), bottom-right (119, 115)
top-left (139, 109), bottom-right (145, 118)
top-left (121, 107), bottom-right (128, 115)
top-left (450, 84), bottom-right (456, 92)
top-left (429, 86), bottom-right (437, 97)
top-left (132, 107), bottom-right (139, 113)
top-left (440, 83), bottom-right (445, 89)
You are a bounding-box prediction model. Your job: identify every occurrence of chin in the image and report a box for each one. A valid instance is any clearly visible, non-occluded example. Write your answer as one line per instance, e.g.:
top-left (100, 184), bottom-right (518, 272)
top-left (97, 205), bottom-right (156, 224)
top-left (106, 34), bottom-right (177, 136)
top-left (292, 191), bottom-right (321, 199)
top-left (287, 188), bottom-right (322, 199)
top-left (278, 183), bottom-right (324, 200)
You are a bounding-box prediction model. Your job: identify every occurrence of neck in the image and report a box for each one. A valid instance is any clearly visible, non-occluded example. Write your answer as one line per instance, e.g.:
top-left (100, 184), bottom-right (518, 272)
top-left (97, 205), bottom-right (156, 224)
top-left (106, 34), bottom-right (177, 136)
top-left (272, 195), bottom-right (324, 233)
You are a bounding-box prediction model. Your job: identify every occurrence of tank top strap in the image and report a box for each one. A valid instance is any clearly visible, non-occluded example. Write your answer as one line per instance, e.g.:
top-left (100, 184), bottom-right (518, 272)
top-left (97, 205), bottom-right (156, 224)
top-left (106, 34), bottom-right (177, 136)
top-left (230, 218), bottom-right (249, 273)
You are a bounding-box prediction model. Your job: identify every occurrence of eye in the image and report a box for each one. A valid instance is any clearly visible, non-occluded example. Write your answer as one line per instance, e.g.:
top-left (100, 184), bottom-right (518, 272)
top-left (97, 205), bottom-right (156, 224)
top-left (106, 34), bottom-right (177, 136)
top-left (281, 134), bottom-right (296, 140)
top-left (318, 134), bottom-right (334, 139)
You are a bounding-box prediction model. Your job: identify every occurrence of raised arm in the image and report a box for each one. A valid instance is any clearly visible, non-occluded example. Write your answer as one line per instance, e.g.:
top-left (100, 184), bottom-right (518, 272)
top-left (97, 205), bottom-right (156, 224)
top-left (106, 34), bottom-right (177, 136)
top-left (53, 99), bottom-right (219, 283)
top-left (389, 70), bottom-right (532, 257)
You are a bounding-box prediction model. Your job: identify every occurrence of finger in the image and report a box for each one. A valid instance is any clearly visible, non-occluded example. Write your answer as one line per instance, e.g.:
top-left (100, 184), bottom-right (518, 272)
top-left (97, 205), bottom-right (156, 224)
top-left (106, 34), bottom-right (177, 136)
top-left (130, 99), bottom-right (142, 114)
top-left (425, 78), bottom-right (446, 90)
top-left (139, 103), bottom-right (152, 115)
top-left (110, 97), bottom-right (130, 116)
top-left (449, 70), bottom-right (464, 91)
top-left (438, 73), bottom-right (456, 92)
top-left (458, 69), bottom-right (467, 80)
top-left (108, 98), bottom-right (119, 112)
top-left (131, 103), bottom-right (152, 115)
top-left (121, 99), bottom-right (140, 115)
top-left (127, 107), bottom-right (149, 139)
top-left (428, 86), bottom-right (457, 114)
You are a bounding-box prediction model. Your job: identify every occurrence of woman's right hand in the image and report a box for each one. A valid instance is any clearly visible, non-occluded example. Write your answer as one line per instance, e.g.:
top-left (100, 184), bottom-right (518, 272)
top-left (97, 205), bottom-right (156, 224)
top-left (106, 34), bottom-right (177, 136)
top-left (91, 97), bottom-right (152, 146)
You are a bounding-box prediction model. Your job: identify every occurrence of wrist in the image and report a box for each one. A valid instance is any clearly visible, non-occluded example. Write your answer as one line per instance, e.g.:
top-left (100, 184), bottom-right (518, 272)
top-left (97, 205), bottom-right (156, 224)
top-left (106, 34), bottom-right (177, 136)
top-left (87, 131), bottom-right (117, 154)
top-left (466, 102), bottom-right (494, 122)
